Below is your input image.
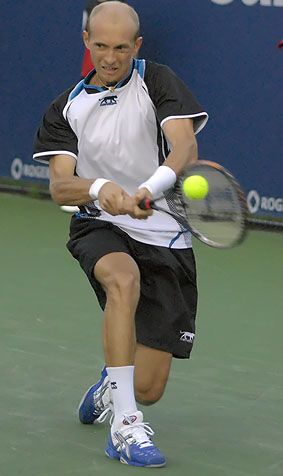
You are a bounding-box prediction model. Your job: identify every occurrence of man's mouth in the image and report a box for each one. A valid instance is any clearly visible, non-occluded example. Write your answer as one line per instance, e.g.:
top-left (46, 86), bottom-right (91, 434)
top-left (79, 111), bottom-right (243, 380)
top-left (102, 66), bottom-right (118, 73)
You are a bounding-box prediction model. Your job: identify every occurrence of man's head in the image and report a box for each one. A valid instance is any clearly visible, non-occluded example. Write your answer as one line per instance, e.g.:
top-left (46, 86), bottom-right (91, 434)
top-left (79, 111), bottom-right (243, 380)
top-left (83, 1), bottom-right (142, 86)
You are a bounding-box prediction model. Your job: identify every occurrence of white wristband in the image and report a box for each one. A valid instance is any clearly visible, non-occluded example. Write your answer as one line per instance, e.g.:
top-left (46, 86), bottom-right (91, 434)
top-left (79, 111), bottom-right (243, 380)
top-left (89, 179), bottom-right (111, 200)
top-left (138, 166), bottom-right (177, 198)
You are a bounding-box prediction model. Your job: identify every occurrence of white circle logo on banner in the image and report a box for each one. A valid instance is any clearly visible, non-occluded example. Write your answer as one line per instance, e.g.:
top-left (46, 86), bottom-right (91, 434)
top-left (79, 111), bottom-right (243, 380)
top-left (247, 190), bottom-right (261, 214)
top-left (11, 158), bottom-right (23, 180)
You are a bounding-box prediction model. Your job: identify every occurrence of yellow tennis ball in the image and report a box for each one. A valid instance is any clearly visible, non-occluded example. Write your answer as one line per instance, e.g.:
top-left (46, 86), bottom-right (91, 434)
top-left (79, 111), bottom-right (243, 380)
top-left (182, 175), bottom-right (209, 200)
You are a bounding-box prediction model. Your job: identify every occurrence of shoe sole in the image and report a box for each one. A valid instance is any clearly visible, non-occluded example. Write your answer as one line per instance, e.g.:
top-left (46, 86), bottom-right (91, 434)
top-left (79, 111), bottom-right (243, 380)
top-left (105, 449), bottom-right (166, 467)
top-left (120, 457), bottom-right (166, 468)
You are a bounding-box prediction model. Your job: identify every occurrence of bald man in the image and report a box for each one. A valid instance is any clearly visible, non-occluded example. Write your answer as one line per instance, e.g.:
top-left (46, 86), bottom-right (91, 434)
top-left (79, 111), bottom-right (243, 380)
top-left (81, 0), bottom-right (125, 77)
top-left (33, 1), bottom-right (208, 468)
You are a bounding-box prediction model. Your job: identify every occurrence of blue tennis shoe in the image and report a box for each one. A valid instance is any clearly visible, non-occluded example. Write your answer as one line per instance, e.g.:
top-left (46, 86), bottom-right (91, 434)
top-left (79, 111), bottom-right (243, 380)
top-left (105, 411), bottom-right (166, 467)
top-left (78, 367), bottom-right (111, 424)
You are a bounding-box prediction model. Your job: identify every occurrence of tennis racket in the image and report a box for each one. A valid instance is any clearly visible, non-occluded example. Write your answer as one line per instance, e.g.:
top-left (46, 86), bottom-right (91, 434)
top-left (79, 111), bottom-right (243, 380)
top-left (139, 160), bottom-right (248, 249)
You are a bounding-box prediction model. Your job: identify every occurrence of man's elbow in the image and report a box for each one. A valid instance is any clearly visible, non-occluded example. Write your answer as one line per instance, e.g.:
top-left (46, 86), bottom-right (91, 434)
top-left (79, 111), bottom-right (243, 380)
top-left (49, 182), bottom-right (66, 205)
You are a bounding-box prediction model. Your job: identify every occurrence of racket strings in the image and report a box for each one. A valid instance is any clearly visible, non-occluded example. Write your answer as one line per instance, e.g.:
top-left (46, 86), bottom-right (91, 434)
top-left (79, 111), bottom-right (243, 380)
top-left (180, 166), bottom-right (246, 247)
top-left (164, 186), bottom-right (193, 240)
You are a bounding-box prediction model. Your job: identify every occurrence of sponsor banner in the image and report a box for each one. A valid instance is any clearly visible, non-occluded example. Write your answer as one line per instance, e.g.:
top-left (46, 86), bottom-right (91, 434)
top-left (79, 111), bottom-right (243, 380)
top-left (247, 190), bottom-right (283, 216)
top-left (10, 158), bottom-right (49, 181)
top-left (0, 0), bottom-right (282, 221)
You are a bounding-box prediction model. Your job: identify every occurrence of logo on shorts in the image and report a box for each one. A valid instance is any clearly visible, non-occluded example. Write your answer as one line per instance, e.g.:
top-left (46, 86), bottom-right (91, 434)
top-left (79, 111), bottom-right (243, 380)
top-left (99, 95), bottom-right (118, 106)
top-left (179, 331), bottom-right (195, 343)
top-left (111, 381), bottom-right (117, 389)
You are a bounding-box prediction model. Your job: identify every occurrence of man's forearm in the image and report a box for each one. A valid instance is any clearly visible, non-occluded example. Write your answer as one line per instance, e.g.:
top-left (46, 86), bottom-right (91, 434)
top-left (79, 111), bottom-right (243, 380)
top-left (49, 177), bottom-right (95, 205)
top-left (163, 139), bottom-right (198, 176)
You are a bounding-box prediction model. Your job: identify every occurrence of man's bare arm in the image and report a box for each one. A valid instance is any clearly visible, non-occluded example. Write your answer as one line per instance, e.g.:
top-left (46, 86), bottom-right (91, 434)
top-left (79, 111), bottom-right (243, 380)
top-left (162, 118), bottom-right (198, 175)
top-left (49, 154), bottom-right (152, 218)
top-left (49, 155), bottom-right (94, 205)
top-left (132, 118), bottom-right (198, 205)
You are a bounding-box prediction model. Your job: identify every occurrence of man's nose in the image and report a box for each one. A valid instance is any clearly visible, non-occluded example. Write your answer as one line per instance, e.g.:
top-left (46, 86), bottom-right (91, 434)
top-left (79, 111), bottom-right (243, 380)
top-left (104, 49), bottom-right (117, 64)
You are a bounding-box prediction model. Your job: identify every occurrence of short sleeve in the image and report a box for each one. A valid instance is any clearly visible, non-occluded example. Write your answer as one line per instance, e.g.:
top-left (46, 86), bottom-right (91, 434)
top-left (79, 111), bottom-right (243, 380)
top-left (33, 90), bottom-right (78, 164)
top-left (144, 62), bottom-right (208, 134)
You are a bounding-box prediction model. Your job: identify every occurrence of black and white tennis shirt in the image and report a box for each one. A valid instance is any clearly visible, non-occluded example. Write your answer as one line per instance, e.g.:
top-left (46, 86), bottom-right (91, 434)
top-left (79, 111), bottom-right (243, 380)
top-left (33, 59), bottom-right (208, 248)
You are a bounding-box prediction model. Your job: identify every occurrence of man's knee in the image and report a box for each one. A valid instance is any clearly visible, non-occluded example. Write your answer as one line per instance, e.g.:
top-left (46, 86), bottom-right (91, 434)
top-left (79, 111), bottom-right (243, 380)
top-left (95, 260), bottom-right (140, 303)
top-left (135, 380), bottom-right (166, 406)
top-left (134, 345), bottom-right (172, 405)
top-left (94, 253), bottom-right (140, 302)
top-left (104, 271), bottom-right (140, 299)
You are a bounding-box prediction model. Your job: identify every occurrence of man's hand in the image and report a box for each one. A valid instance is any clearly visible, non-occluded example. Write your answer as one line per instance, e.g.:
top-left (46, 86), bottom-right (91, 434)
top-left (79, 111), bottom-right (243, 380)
top-left (125, 187), bottom-right (153, 219)
top-left (98, 182), bottom-right (131, 215)
top-left (98, 183), bottom-right (153, 219)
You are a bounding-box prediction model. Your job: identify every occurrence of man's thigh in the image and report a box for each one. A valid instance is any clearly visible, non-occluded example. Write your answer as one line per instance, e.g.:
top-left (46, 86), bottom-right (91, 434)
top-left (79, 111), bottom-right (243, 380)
top-left (67, 217), bottom-right (132, 307)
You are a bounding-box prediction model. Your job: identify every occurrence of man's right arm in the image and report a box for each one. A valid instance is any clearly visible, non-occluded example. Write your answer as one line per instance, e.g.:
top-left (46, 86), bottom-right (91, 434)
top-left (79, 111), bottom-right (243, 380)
top-left (49, 154), bottom-right (94, 205)
top-left (49, 154), bottom-right (150, 218)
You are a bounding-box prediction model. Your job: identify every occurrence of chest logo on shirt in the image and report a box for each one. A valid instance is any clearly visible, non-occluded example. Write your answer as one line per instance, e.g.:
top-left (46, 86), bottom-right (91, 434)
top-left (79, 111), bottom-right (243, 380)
top-left (99, 95), bottom-right (118, 107)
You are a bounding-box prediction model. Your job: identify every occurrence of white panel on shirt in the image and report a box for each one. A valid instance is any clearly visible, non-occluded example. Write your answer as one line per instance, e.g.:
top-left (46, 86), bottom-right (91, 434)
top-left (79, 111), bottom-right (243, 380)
top-left (65, 68), bottom-right (191, 249)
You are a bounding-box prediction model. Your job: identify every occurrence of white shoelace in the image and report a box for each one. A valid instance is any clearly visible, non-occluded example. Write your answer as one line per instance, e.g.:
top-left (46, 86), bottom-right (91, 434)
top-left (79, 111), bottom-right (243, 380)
top-left (96, 406), bottom-right (114, 423)
top-left (113, 415), bottom-right (155, 459)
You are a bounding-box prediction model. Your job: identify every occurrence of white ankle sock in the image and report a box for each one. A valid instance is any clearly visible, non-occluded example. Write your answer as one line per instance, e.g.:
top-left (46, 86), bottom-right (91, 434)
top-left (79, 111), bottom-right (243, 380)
top-left (106, 365), bottom-right (138, 422)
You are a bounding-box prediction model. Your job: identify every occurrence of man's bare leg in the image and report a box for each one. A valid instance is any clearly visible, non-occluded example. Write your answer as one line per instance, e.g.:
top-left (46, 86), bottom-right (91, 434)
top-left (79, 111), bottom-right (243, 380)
top-left (134, 344), bottom-right (172, 405)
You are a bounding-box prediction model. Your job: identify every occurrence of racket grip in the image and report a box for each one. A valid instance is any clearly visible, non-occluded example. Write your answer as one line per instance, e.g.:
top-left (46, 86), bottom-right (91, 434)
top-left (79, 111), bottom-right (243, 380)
top-left (138, 198), bottom-right (154, 210)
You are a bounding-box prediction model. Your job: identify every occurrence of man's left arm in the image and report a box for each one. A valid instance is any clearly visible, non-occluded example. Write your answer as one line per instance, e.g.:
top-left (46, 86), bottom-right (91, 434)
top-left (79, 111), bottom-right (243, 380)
top-left (161, 117), bottom-right (198, 175)
top-left (130, 119), bottom-right (197, 219)
top-left (133, 118), bottom-right (198, 206)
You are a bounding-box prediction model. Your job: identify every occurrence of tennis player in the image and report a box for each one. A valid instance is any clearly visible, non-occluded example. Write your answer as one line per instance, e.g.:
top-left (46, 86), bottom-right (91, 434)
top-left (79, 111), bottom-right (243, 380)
top-left (33, 1), bottom-right (208, 467)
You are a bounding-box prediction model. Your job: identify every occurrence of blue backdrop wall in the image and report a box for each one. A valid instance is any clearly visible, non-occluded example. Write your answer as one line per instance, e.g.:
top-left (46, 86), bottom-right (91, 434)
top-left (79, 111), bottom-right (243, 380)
top-left (1, 0), bottom-right (282, 218)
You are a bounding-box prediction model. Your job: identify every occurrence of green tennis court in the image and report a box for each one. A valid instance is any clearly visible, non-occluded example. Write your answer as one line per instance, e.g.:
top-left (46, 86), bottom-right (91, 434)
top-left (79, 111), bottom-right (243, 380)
top-left (1, 193), bottom-right (283, 476)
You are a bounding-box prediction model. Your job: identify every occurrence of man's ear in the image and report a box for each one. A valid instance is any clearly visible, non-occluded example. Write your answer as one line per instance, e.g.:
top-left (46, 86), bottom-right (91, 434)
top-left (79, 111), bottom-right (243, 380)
top-left (134, 36), bottom-right (143, 55)
top-left (83, 30), bottom-right (90, 49)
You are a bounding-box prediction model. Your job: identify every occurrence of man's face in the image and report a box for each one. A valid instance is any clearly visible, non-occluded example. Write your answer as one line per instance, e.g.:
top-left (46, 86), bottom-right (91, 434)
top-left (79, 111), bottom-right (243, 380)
top-left (84, 19), bottom-right (142, 85)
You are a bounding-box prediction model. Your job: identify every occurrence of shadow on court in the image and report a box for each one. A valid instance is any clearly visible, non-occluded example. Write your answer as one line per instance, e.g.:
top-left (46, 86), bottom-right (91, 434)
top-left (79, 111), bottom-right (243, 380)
top-left (1, 193), bottom-right (283, 476)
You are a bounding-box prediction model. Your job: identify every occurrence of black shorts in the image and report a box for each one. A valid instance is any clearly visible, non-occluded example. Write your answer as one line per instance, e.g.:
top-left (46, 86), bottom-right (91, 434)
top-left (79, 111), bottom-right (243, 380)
top-left (67, 216), bottom-right (198, 359)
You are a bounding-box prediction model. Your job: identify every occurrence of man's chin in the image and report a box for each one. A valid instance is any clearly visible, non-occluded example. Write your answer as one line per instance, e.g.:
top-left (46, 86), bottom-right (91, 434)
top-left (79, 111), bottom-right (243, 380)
top-left (101, 70), bottom-right (120, 83)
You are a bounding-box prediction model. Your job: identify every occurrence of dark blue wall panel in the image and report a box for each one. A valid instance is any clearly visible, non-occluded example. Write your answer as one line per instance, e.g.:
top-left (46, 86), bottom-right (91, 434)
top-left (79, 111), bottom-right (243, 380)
top-left (1, 0), bottom-right (282, 217)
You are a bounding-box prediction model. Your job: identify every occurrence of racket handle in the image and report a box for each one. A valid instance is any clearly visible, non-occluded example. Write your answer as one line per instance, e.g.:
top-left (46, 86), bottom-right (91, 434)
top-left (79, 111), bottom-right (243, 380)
top-left (138, 198), bottom-right (154, 210)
